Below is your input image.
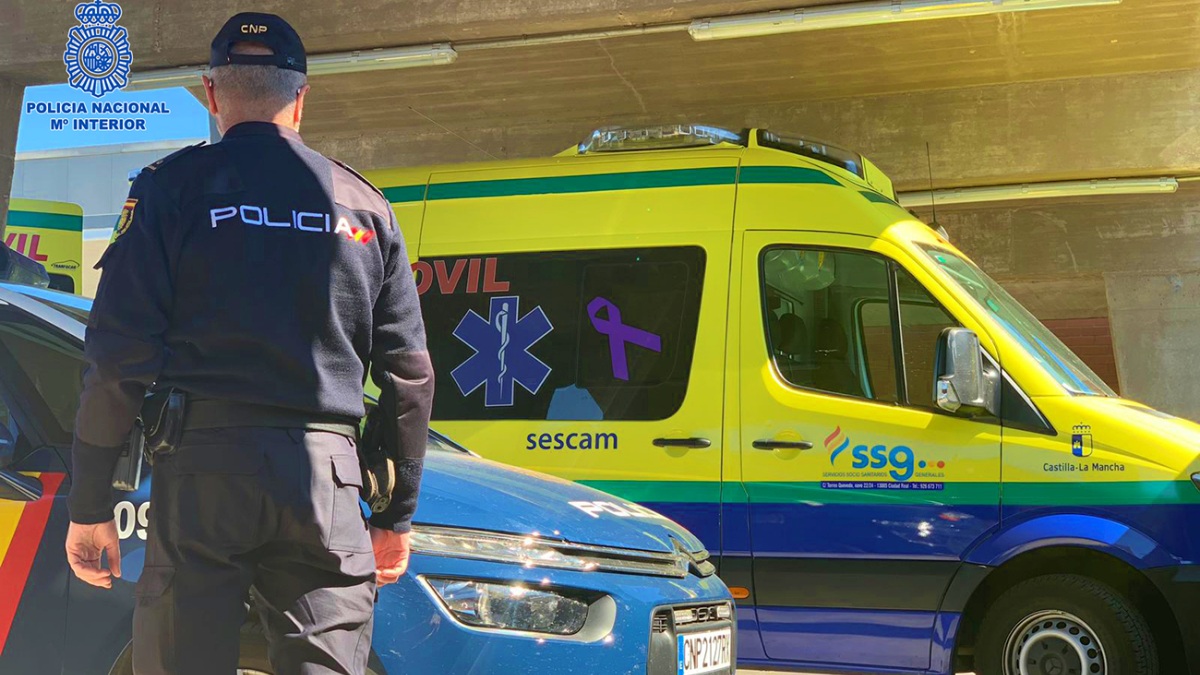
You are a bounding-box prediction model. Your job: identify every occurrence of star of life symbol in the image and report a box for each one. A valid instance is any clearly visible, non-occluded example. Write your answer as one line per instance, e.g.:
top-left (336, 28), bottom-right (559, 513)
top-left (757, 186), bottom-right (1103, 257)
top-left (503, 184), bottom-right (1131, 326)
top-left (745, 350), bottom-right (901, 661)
top-left (451, 296), bottom-right (553, 407)
top-left (64, 0), bottom-right (132, 98)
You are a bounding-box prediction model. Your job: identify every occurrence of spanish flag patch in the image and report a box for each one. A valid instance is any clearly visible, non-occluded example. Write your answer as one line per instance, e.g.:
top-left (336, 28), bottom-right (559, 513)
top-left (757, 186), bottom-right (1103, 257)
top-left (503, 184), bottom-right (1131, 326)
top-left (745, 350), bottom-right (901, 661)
top-left (111, 198), bottom-right (137, 243)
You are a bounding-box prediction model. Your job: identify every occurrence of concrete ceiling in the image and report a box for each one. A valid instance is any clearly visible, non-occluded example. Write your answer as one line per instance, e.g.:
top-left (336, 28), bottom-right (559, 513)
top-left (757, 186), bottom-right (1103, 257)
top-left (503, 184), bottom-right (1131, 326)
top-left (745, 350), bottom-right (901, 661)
top-left (2, 0), bottom-right (838, 80)
top-left (297, 0), bottom-right (1200, 135)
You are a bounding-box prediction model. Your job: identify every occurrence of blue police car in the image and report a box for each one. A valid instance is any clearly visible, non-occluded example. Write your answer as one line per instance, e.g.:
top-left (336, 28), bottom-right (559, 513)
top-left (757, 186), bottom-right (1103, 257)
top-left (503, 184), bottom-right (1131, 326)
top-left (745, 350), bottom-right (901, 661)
top-left (0, 284), bottom-right (734, 674)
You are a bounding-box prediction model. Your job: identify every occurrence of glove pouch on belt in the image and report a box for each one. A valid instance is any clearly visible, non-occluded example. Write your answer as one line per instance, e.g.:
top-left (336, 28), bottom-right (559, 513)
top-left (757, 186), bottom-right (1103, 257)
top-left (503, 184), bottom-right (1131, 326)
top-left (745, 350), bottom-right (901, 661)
top-left (143, 389), bottom-right (187, 461)
top-left (358, 402), bottom-right (395, 514)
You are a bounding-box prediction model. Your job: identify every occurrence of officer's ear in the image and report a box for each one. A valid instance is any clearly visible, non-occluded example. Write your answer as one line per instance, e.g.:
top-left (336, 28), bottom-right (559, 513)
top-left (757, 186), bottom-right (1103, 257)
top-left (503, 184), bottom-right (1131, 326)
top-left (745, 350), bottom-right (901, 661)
top-left (202, 75), bottom-right (219, 116)
top-left (293, 83), bottom-right (311, 128)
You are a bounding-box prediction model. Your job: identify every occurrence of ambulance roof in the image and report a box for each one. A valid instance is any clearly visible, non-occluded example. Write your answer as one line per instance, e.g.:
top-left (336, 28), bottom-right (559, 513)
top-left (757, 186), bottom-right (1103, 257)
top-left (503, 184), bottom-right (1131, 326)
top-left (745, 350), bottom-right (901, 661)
top-left (365, 124), bottom-right (896, 205)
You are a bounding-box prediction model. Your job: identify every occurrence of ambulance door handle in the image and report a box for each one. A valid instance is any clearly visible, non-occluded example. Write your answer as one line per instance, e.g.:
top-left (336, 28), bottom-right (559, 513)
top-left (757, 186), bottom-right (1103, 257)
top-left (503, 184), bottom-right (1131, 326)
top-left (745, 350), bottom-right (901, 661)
top-left (653, 437), bottom-right (712, 449)
top-left (752, 439), bottom-right (814, 451)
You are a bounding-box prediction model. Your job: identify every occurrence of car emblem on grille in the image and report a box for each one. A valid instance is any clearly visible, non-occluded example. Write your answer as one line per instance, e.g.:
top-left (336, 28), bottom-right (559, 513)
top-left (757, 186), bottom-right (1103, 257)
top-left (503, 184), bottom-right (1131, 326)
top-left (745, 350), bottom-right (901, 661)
top-left (672, 538), bottom-right (716, 577)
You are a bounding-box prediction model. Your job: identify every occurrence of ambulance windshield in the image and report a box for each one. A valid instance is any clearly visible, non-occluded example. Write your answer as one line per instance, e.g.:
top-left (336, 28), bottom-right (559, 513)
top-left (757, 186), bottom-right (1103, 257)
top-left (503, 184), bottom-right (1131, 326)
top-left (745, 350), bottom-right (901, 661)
top-left (917, 245), bottom-right (1115, 397)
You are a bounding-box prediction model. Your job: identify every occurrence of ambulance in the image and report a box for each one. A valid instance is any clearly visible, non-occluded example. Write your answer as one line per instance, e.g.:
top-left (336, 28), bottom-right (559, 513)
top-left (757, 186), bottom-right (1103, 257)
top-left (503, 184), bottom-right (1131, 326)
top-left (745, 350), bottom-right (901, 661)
top-left (366, 125), bottom-right (1200, 675)
top-left (3, 198), bottom-right (83, 294)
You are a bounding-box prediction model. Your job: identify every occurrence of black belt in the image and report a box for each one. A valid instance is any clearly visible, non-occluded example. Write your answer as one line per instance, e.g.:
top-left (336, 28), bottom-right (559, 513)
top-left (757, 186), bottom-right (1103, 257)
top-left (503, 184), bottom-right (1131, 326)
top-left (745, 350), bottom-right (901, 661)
top-left (184, 399), bottom-right (360, 439)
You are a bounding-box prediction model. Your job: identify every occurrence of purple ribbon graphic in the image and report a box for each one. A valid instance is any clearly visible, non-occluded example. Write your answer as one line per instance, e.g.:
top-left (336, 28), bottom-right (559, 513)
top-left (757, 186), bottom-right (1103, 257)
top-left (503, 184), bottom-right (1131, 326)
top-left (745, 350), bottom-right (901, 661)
top-left (587, 297), bottom-right (662, 381)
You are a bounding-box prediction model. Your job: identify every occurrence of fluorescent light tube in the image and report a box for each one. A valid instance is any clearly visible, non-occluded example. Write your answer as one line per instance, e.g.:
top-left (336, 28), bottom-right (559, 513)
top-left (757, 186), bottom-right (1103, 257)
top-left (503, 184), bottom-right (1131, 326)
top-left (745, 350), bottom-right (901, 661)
top-left (126, 66), bottom-right (208, 90)
top-left (688, 0), bottom-right (1122, 40)
top-left (126, 44), bottom-right (457, 90)
top-left (897, 177), bottom-right (1177, 208)
top-left (306, 44), bottom-right (457, 76)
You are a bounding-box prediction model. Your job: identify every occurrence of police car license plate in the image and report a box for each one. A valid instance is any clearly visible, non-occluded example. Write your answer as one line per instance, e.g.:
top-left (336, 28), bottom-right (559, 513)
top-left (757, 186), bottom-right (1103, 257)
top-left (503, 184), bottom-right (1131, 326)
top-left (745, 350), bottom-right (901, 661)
top-left (677, 627), bottom-right (732, 675)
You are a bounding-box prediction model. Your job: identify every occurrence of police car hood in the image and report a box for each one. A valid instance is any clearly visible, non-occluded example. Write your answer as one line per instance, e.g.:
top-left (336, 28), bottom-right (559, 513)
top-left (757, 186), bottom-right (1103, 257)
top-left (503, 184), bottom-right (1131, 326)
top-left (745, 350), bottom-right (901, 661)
top-left (413, 450), bottom-right (706, 555)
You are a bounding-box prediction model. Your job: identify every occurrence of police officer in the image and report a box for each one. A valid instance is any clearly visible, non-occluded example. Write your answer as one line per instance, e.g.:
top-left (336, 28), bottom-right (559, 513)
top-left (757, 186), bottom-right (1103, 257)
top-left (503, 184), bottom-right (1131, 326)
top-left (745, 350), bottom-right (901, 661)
top-left (63, 13), bottom-right (433, 674)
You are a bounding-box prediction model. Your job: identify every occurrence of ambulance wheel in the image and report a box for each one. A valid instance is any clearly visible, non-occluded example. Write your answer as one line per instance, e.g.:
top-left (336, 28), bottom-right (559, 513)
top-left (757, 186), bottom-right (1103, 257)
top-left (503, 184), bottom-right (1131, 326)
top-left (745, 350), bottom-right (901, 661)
top-left (975, 574), bottom-right (1158, 675)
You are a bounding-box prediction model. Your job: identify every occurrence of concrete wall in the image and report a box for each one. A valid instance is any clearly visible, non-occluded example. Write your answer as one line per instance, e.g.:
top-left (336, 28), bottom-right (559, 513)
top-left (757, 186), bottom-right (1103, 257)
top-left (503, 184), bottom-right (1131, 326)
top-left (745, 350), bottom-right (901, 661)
top-left (1107, 271), bottom-right (1200, 419)
top-left (12, 140), bottom-right (206, 297)
top-left (304, 69), bottom-right (1200, 189)
top-left (12, 140), bottom-right (204, 232)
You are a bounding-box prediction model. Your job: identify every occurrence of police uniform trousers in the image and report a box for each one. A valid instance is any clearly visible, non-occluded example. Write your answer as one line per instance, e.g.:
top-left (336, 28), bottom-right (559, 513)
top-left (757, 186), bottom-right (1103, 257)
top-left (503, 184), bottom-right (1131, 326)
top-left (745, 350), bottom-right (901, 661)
top-left (132, 427), bottom-right (376, 675)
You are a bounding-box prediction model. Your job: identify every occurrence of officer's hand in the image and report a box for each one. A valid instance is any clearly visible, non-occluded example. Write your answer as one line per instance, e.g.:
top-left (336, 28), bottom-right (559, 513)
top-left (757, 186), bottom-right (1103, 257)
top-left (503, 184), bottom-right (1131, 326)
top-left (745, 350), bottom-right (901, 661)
top-left (370, 527), bottom-right (410, 586)
top-left (65, 520), bottom-right (122, 589)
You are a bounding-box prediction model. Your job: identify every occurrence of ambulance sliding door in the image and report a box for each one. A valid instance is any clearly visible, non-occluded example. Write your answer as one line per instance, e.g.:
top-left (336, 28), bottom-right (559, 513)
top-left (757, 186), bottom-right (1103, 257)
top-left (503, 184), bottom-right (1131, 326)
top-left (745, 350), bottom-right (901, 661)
top-left (415, 158), bottom-right (736, 553)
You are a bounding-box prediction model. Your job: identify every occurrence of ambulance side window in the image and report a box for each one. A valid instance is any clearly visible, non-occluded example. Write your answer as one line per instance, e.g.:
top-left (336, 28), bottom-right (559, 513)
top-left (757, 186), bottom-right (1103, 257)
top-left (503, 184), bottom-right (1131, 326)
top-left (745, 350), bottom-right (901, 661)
top-left (761, 248), bottom-right (897, 401)
top-left (858, 301), bottom-right (899, 401)
top-left (894, 268), bottom-right (959, 409)
top-left (761, 247), bottom-right (961, 408)
top-left (421, 247), bottom-right (705, 421)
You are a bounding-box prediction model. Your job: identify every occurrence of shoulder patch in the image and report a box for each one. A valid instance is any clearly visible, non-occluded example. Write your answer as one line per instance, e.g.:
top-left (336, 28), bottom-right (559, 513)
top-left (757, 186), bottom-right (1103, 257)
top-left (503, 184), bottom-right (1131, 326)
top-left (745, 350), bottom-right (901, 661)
top-left (110, 198), bottom-right (137, 244)
top-left (331, 157), bottom-right (386, 201)
top-left (141, 141), bottom-right (207, 175)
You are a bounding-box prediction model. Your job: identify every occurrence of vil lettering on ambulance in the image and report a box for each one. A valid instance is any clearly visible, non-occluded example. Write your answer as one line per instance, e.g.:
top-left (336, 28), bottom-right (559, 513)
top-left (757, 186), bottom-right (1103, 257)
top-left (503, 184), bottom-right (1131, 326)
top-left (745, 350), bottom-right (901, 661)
top-left (824, 426), bottom-right (945, 482)
top-left (412, 257), bottom-right (509, 296)
top-left (3, 233), bottom-right (48, 262)
top-left (451, 295), bottom-right (553, 407)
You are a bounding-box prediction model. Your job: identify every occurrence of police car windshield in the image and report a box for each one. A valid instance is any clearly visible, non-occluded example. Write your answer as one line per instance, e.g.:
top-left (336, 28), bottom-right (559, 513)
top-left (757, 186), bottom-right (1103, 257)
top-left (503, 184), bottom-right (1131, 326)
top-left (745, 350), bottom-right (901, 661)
top-left (916, 245), bottom-right (1115, 397)
top-left (0, 283), bottom-right (91, 324)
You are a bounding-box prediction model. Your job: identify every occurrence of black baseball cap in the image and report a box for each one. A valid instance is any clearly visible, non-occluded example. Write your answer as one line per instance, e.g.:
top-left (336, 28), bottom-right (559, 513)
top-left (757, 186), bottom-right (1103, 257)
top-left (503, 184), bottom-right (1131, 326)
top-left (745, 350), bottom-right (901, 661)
top-left (210, 12), bottom-right (306, 74)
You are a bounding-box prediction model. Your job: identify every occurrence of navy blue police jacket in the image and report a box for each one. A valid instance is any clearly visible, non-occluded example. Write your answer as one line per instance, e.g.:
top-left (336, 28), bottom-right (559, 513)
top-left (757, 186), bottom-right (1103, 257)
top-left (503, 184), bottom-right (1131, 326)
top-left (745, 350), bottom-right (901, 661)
top-left (70, 121), bottom-right (434, 533)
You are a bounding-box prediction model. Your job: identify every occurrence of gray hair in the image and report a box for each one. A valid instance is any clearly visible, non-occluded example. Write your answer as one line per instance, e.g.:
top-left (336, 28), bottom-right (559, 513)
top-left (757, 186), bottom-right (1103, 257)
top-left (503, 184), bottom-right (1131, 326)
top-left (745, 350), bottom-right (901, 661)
top-left (207, 43), bottom-right (306, 117)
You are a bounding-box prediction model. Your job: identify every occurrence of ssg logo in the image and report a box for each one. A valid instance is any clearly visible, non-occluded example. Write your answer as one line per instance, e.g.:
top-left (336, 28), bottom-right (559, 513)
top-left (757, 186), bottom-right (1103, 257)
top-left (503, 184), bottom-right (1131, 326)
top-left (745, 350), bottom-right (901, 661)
top-left (451, 295), bottom-right (553, 407)
top-left (64, 0), bottom-right (132, 98)
top-left (825, 426), bottom-right (944, 482)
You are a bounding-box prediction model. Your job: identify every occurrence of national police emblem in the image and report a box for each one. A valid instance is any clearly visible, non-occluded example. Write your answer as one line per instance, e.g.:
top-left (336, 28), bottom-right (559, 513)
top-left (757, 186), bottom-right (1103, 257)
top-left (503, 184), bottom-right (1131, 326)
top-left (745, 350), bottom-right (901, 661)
top-left (63, 0), bottom-right (132, 98)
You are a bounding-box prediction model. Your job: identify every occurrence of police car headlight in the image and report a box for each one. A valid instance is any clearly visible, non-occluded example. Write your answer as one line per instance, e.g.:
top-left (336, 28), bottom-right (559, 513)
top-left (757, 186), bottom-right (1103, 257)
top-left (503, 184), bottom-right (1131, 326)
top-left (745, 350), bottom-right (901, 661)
top-left (426, 578), bottom-right (591, 635)
top-left (409, 525), bottom-right (691, 578)
top-left (1192, 472), bottom-right (1200, 492)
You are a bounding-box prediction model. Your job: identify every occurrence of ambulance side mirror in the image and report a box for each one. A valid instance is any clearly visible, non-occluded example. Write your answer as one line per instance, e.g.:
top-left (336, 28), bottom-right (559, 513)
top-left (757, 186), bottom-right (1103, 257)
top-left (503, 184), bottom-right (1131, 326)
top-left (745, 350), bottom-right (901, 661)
top-left (934, 328), bottom-right (996, 417)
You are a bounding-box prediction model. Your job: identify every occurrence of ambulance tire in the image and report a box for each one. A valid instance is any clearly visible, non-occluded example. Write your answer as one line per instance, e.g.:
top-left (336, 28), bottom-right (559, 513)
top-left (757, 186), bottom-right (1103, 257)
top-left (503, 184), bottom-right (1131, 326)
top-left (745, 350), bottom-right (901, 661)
top-left (976, 573), bottom-right (1158, 675)
top-left (108, 622), bottom-right (385, 674)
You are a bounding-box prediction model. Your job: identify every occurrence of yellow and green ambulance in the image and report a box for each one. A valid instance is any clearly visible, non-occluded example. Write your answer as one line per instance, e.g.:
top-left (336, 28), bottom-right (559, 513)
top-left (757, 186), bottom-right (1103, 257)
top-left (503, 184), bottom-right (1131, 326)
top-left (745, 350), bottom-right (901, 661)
top-left (367, 125), bottom-right (1200, 675)
top-left (3, 199), bottom-right (83, 294)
